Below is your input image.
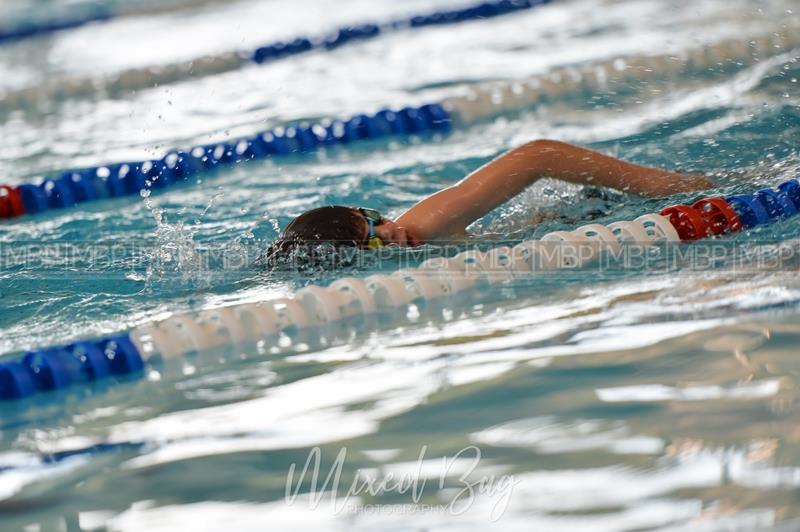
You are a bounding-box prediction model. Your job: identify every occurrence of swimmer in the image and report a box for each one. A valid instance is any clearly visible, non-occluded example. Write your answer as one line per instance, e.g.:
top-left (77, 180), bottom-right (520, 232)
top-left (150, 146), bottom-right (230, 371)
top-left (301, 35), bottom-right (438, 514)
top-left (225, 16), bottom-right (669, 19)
top-left (262, 140), bottom-right (712, 264)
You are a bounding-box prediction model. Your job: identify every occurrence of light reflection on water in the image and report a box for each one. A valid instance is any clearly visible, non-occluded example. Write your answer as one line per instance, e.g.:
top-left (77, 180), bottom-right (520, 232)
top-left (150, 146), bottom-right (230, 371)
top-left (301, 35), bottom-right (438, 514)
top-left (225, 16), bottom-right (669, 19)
top-left (1, 0), bottom-right (800, 529)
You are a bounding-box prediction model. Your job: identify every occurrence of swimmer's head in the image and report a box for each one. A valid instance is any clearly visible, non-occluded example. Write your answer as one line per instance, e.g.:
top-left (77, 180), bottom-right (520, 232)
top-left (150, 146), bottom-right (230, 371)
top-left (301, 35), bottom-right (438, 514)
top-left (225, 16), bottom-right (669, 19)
top-left (258, 205), bottom-right (416, 268)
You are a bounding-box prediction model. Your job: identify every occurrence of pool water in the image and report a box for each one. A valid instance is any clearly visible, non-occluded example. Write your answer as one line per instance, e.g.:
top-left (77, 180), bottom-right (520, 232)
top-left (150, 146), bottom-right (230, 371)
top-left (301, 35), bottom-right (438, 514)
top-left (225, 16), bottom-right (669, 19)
top-left (1, 0), bottom-right (800, 529)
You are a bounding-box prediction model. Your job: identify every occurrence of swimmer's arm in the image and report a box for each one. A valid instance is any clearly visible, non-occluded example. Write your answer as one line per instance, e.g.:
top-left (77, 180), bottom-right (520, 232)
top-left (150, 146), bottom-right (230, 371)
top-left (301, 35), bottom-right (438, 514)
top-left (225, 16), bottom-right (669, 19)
top-left (396, 139), bottom-right (712, 241)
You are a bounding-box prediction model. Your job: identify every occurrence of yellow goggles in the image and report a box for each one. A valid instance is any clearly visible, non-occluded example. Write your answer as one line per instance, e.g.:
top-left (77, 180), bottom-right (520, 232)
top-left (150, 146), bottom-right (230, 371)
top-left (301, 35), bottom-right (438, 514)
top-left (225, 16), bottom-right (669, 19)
top-left (368, 235), bottom-right (384, 249)
top-left (358, 208), bottom-right (385, 249)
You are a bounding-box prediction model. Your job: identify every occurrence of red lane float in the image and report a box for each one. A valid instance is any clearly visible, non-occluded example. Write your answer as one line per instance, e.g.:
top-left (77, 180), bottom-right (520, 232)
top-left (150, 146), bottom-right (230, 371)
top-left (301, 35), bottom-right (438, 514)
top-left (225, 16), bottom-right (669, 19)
top-left (0, 185), bottom-right (25, 219)
top-left (691, 197), bottom-right (742, 235)
top-left (659, 204), bottom-right (709, 240)
top-left (660, 197), bottom-right (745, 240)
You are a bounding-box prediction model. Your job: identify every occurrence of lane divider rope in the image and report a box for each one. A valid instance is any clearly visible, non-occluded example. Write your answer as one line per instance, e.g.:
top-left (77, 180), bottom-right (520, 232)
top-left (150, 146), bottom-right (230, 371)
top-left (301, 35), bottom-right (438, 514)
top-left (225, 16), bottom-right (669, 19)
top-left (439, 29), bottom-right (800, 125)
top-left (0, 0), bottom-right (551, 108)
top-left (0, 102), bottom-right (453, 219)
top-left (2, 177), bottom-right (799, 401)
top-left (2, 27), bottom-right (798, 223)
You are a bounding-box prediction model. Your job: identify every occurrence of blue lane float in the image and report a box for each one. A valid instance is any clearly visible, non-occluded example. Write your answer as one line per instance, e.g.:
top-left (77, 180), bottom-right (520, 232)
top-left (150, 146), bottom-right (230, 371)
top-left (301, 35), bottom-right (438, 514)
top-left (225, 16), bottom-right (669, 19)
top-left (725, 194), bottom-right (771, 228)
top-left (0, 335), bottom-right (143, 400)
top-left (0, 103), bottom-right (451, 220)
top-left (753, 188), bottom-right (798, 219)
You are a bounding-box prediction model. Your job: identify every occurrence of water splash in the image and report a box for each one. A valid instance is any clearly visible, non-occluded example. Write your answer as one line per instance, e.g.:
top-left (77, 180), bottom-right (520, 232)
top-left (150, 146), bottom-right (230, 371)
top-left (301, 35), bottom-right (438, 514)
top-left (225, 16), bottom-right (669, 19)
top-left (135, 187), bottom-right (226, 291)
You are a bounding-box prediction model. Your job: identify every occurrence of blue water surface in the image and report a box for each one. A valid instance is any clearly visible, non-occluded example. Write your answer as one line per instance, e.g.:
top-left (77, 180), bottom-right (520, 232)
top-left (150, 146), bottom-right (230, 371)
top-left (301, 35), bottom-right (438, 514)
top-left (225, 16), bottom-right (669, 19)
top-left (1, 0), bottom-right (800, 529)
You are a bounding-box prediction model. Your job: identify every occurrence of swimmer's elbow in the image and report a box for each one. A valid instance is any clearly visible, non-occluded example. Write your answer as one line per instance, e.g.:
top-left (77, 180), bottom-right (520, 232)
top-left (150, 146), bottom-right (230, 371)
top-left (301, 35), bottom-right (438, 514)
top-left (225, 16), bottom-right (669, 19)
top-left (518, 139), bottom-right (574, 173)
top-left (508, 139), bottom-right (574, 183)
top-left (520, 139), bottom-right (569, 154)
